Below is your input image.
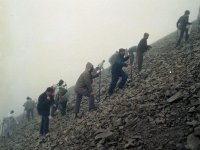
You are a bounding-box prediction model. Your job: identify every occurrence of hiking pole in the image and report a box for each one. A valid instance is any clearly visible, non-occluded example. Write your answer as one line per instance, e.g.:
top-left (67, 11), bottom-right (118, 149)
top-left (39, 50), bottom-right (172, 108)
top-left (98, 69), bottom-right (101, 101)
top-left (97, 60), bottom-right (105, 102)
top-left (1, 121), bottom-right (4, 138)
top-left (130, 64), bottom-right (133, 81)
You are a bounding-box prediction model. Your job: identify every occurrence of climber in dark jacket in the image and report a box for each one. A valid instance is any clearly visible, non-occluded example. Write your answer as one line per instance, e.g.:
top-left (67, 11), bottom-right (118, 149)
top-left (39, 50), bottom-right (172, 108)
top-left (108, 48), bottom-right (130, 96)
top-left (137, 33), bottom-right (151, 72)
top-left (176, 10), bottom-right (192, 47)
top-left (37, 87), bottom-right (54, 136)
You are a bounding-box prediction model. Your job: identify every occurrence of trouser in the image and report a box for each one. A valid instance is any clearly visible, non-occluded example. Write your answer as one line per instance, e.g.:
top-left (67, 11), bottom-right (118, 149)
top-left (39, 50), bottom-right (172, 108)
top-left (137, 52), bottom-right (143, 72)
top-left (27, 109), bottom-right (34, 121)
top-left (108, 71), bottom-right (128, 95)
top-left (40, 115), bottom-right (49, 135)
top-left (74, 94), bottom-right (95, 114)
top-left (129, 54), bottom-right (134, 65)
top-left (60, 100), bottom-right (67, 116)
top-left (50, 102), bottom-right (58, 117)
top-left (176, 28), bottom-right (189, 47)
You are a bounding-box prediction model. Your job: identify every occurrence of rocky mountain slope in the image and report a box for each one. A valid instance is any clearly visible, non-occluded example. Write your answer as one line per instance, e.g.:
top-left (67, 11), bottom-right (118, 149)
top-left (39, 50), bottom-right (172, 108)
top-left (1, 23), bottom-right (200, 150)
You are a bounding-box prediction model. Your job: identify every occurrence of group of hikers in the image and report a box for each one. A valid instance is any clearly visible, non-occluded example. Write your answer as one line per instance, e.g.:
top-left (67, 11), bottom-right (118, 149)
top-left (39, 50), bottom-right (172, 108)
top-left (1, 9), bottom-right (200, 138)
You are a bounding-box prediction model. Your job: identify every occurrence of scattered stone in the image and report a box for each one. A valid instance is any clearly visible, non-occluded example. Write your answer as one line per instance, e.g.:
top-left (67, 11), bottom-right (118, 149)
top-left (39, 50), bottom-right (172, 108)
top-left (187, 134), bottom-right (200, 150)
top-left (189, 106), bottom-right (196, 113)
top-left (95, 131), bottom-right (113, 141)
top-left (186, 120), bottom-right (199, 127)
top-left (167, 91), bottom-right (183, 103)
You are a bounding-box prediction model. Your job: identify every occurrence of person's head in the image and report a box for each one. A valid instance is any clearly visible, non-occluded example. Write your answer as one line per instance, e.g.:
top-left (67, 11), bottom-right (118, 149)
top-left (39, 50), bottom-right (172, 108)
top-left (26, 97), bottom-right (31, 101)
top-left (46, 87), bottom-right (55, 97)
top-left (119, 48), bottom-right (126, 56)
top-left (58, 79), bottom-right (64, 86)
top-left (102, 60), bottom-right (105, 63)
top-left (10, 110), bottom-right (14, 114)
top-left (185, 10), bottom-right (190, 16)
top-left (85, 62), bottom-right (94, 73)
top-left (143, 33), bottom-right (149, 39)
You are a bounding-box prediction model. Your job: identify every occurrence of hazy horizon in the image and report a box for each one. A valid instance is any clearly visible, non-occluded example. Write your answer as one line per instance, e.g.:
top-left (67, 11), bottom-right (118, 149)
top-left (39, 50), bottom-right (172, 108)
top-left (0, 0), bottom-right (199, 119)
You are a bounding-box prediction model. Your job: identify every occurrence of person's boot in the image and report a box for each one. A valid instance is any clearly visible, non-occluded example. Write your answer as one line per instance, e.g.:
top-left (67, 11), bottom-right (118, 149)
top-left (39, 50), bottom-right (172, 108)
top-left (89, 107), bottom-right (97, 112)
top-left (74, 113), bottom-right (82, 119)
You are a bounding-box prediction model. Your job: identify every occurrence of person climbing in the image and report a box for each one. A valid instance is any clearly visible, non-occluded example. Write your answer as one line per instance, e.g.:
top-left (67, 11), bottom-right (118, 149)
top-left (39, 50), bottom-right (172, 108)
top-left (198, 7), bottom-right (200, 32)
top-left (37, 87), bottom-right (55, 136)
top-left (74, 62), bottom-right (99, 118)
top-left (176, 10), bottom-right (192, 47)
top-left (137, 33), bottom-right (152, 72)
top-left (108, 48), bottom-right (130, 96)
top-left (57, 85), bottom-right (69, 116)
top-left (128, 46), bottom-right (137, 80)
top-left (23, 97), bottom-right (35, 121)
top-left (51, 79), bottom-right (64, 117)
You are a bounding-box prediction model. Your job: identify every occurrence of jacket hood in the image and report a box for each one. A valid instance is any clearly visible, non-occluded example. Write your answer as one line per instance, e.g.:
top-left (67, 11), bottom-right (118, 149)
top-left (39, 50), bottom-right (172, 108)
top-left (85, 62), bottom-right (94, 72)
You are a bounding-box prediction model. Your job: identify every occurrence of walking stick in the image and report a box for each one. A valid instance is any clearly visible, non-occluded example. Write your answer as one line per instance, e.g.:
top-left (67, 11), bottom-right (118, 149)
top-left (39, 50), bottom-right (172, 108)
top-left (130, 64), bottom-right (133, 81)
top-left (97, 60), bottom-right (105, 101)
top-left (1, 120), bottom-right (4, 138)
top-left (98, 69), bottom-right (101, 101)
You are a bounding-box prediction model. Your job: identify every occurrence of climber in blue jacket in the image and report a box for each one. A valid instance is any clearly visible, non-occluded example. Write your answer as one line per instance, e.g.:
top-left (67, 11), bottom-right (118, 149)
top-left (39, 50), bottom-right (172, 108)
top-left (108, 48), bottom-right (130, 96)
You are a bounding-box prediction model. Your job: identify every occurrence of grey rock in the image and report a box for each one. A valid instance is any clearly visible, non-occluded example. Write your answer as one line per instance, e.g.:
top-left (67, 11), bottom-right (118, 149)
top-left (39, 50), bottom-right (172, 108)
top-left (95, 131), bottom-right (113, 141)
top-left (187, 134), bottom-right (200, 150)
top-left (167, 91), bottom-right (183, 103)
top-left (189, 107), bottom-right (196, 113)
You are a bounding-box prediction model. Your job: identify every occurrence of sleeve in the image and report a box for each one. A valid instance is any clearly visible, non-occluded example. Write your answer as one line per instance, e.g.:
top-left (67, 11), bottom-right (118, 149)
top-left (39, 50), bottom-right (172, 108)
top-left (115, 56), bottom-right (128, 67)
top-left (92, 73), bottom-right (99, 79)
top-left (124, 56), bottom-right (130, 61)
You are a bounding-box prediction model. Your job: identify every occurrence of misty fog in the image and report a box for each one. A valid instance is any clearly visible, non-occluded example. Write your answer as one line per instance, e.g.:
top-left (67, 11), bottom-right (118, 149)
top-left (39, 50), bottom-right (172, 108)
top-left (0, 0), bottom-right (199, 119)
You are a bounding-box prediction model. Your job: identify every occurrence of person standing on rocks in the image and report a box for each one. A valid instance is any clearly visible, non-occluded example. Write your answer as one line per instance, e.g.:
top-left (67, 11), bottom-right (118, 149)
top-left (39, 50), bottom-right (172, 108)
top-left (137, 33), bottom-right (152, 72)
top-left (51, 79), bottom-right (64, 117)
top-left (37, 87), bottom-right (55, 136)
top-left (23, 97), bottom-right (35, 121)
top-left (57, 85), bottom-right (69, 116)
top-left (74, 62), bottom-right (99, 118)
top-left (176, 10), bottom-right (192, 47)
top-left (108, 48), bottom-right (130, 96)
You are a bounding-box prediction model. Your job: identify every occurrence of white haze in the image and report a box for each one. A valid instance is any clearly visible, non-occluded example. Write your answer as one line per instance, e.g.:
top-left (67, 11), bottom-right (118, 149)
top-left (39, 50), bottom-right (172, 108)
top-left (0, 0), bottom-right (199, 119)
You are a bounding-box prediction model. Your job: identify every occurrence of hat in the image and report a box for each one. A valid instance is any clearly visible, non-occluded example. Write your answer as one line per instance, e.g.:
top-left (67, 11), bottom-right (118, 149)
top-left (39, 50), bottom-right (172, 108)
top-left (119, 48), bottom-right (126, 53)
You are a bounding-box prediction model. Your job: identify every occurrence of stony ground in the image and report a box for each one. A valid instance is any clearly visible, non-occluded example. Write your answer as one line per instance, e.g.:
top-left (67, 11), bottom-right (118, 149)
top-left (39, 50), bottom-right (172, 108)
top-left (0, 24), bottom-right (200, 150)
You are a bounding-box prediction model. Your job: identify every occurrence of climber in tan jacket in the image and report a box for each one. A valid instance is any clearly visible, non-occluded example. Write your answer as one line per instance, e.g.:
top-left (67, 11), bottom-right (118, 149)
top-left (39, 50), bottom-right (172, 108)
top-left (74, 62), bottom-right (99, 118)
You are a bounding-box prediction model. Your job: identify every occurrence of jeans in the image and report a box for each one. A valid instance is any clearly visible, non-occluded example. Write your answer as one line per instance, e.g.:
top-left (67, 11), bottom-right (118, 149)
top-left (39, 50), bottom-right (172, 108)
top-left (108, 70), bottom-right (128, 95)
top-left (40, 115), bottom-right (49, 135)
top-left (60, 100), bottom-right (67, 116)
top-left (74, 94), bottom-right (95, 114)
top-left (50, 102), bottom-right (58, 117)
top-left (137, 52), bottom-right (143, 72)
top-left (176, 28), bottom-right (189, 47)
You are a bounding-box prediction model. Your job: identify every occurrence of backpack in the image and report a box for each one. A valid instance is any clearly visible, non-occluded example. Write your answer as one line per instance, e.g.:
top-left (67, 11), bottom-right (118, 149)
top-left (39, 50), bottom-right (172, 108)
top-left (59, 87), bottom-right (68, 96)
top-left (109, 52), bottom-right (118, 65)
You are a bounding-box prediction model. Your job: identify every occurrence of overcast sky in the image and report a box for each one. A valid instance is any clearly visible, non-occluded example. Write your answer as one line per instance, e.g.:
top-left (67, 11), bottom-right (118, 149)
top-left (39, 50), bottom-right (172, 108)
top-left (0, 0), bottom-right (199, 119)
